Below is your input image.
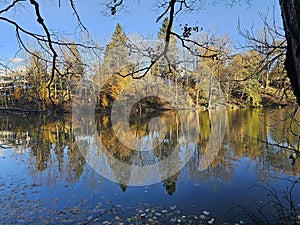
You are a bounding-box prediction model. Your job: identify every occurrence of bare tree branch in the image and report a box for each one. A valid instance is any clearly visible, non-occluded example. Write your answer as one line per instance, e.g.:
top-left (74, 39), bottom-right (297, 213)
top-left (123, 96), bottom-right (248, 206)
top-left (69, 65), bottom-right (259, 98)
top-left (0, 0), bottom-right (25, 14)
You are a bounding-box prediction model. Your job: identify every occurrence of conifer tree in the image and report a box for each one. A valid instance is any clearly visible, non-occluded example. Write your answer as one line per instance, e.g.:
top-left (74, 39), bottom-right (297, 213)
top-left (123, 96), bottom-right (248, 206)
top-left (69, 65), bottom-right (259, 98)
top-left (99, 23), bottom-right (131, 108)
top-left (157, 17), bottom-right (179, 76)
top-left (103, 23), bottom-right (129, 70)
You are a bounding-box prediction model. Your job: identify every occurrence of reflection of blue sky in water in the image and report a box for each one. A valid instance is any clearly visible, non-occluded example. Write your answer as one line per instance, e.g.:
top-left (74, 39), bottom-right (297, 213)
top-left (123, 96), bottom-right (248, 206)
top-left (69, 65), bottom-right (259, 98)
top-left (0, 109), bottom-right (300, 224)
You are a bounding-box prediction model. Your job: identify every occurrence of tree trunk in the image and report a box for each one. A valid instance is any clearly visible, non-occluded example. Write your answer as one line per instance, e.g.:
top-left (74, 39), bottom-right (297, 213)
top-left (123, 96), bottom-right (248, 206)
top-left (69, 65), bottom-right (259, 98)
top-left (279, 0), bottom-right (300, 104)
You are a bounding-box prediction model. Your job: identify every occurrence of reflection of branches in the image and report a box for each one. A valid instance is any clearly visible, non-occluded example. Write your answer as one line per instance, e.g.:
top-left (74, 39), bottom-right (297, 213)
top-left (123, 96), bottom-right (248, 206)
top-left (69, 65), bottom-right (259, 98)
top-left (244, 133), bottom-right (298, 152)
top-left (256, 107), bottom-right (300, 155)
top-left (84, 205), bottom-right (118, 225)
top-left (289, 107), bottom-right (300, 137)
top-left (232, 178), bottom-right (300, 224)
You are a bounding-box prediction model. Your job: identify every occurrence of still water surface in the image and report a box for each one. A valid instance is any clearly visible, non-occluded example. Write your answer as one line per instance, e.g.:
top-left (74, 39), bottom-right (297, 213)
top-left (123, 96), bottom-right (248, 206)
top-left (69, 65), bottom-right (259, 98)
top-left (0, 108), bottom-right (300, 224)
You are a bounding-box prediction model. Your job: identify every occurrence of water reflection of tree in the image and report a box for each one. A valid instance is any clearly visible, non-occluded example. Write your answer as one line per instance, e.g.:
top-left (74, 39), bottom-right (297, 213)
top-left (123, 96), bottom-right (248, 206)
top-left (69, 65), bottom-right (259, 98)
top-left (185, 110), bottom-right (234, 187)
top-left (0, 114), bottom-right (86, 184)
top-left (232, 178), bottom-right (300, 224)
top-left (97, 108), bottom-right (300, 190)
top-left (97, 111), bottom-right (184, 193)
top-left (2, 108), bottom-right (299, 189)
top-left (187, 146), bottom-right (236, 188)
top-left (186, 108), bottom-right (300, 187)
top-left (224, 108), bottom-right (300, 178)
top-left (163, 173), bottom-right (179, 195)
top-left (97, 114), bottom-right (135, 190)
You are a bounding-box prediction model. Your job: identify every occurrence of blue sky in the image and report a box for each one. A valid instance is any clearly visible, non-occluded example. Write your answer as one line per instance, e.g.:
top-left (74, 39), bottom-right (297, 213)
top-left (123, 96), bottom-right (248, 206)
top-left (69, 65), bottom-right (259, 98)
top-left (0, 0), bottom-right (282, 63)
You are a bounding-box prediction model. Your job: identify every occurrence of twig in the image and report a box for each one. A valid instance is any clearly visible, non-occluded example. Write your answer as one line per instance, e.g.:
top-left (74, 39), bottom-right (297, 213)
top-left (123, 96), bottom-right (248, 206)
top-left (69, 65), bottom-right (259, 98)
top-left (83, 206), bottom-right (116, 225)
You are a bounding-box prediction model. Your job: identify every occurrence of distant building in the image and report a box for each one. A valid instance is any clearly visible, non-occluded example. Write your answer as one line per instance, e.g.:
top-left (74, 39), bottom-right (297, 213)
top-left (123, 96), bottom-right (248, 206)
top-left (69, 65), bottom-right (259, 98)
top-left (0, 67), bottom-right (28, 96)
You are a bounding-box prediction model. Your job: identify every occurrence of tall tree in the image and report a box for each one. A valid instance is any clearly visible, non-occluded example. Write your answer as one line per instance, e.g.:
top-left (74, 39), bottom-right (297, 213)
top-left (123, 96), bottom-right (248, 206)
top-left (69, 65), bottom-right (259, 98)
top-left (103, 23), bottom-right (129, 71)
top-left (157, 17), bottom-right (179, 77)
top-left (26, 50), bottom-right (48, 109)
top-left (99, 23), bottom-right (131, 108)
top-left (63, 43), bottom-right (85, 101)
top-left (279, 0), bottom-right (300, 104)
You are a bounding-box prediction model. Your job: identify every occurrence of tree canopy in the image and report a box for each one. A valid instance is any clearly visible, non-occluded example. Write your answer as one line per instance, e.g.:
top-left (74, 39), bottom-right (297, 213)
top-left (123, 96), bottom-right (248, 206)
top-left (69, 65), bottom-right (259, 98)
top-left (0, 0), bottom-right (299, 108)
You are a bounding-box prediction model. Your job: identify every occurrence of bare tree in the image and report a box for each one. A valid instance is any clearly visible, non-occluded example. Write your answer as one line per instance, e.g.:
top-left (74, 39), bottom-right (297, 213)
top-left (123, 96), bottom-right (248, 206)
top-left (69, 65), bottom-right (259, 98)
top-left (0, 0), bottom-right (99, 109)
top-left (1, 0), bottom-right (300, 106)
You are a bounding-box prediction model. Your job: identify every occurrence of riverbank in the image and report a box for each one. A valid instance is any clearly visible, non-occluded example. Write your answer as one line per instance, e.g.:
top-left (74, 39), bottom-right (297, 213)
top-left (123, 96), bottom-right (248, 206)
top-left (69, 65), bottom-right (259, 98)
top-left (0, 85), bottom-right (297, 115)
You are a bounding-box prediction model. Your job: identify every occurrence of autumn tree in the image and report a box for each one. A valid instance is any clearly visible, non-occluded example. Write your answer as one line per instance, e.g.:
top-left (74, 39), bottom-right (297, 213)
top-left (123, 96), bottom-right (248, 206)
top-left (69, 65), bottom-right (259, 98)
top-left (98, 23), bottom-right (131, 108)
top-left (227, 51), bottom-right (263, 107)
top-left (26, 50), bottom-right (48, 109)
top-left (0, 0), bottom-right (300, 108)
top-left (63, 43), bottom-right (85, 102)
top-left (102, 0), bottom-right (300, 105)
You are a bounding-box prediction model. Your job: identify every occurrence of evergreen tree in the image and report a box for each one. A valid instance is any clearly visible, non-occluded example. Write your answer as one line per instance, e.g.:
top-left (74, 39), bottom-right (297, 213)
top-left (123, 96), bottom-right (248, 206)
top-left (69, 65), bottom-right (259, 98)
top-left (98, 23), bottom-right (131, 108)
top-left (64, 43), bottom-right (84, 77)
top-left (103, 23), bottom-right (129, 71)
top-left (157, 17), bottom-right (179, 77)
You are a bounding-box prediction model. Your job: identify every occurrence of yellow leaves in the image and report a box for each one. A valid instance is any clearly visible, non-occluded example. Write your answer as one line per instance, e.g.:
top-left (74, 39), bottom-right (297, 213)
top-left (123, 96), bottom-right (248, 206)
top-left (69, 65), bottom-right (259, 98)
top-left (102, 116), bottom-right (109, 127)
top-left (40, 121), bottom-right (71, 145)
top-left (98, 73), bottom-right (133, 109)
top-left (13, 88), bottom-right (22, 100)
top-left (101, 94), bottom-right (109, 108)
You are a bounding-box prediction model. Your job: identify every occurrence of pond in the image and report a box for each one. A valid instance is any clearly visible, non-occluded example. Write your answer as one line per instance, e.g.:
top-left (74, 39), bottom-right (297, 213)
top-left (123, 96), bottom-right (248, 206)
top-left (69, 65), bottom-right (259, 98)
top-left (0, 108), bottom-right (300, 224)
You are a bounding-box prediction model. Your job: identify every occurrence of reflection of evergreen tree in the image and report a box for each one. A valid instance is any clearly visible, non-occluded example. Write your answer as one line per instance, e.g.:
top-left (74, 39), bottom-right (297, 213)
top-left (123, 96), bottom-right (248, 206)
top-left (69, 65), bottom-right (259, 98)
top-left (67, 145), bottom-right (86, 182)
top-left (98, 114), bottom-right (134, 187)
top-left (163, 173), bottom-right (179, 195)
top-left (120, 183), bottom-right (127, 192)
top-left (0, 114), bottom-right (87, 183)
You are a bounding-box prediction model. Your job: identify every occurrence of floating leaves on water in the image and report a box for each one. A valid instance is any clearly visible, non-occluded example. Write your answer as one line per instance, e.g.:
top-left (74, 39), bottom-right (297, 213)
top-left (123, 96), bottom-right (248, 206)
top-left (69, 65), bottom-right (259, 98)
top-left (200, 214), bottom-right (207, 219)
top-left (0, 177), bottom-right (222, 225)
top-left (87, 215), bottom-right (93, 220)
top-left (70, 206), bottom-right (80, 214)
top-left (208, 218), bottom-right (214, 224)
top-left (170, 205), bottom-right (176, 210)
top-left (203, 210), bottom-right (210, 215)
